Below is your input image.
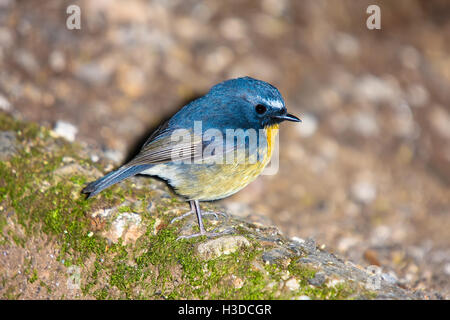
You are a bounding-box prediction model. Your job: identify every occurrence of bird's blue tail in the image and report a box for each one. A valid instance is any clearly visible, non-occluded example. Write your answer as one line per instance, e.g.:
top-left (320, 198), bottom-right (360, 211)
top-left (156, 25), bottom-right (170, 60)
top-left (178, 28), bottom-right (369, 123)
top-left (82, 165), bottom-right (151, 198)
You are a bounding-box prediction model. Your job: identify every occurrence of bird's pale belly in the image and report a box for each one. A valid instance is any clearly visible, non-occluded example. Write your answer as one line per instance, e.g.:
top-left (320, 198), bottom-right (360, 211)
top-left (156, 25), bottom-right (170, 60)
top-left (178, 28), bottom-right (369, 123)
top-left (142, 124), bottom-right (278, 201)
top-left (176, 161), bottom-right (269, 201)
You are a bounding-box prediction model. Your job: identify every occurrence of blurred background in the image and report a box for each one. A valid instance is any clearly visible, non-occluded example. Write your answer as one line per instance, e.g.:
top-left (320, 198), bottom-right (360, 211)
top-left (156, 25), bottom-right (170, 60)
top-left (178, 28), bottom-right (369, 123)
top-left (0, 0), bottom-right (449, 297)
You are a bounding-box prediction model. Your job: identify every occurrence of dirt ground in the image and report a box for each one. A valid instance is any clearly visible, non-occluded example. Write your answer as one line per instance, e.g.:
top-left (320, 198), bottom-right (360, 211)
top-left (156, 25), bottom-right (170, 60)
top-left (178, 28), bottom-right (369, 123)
top-left (0, 0), bottom-right (449, 297)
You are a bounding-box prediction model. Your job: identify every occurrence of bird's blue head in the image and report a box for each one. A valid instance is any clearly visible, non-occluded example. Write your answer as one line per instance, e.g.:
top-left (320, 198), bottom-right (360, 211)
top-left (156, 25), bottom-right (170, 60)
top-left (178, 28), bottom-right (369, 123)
top-left (204, 76), bottom-right (300, 130)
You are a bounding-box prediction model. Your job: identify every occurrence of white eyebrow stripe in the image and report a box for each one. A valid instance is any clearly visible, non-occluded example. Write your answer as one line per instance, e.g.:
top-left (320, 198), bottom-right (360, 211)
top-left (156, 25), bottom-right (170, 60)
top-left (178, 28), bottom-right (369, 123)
top-left (260, 97), bottom-right (284, 109)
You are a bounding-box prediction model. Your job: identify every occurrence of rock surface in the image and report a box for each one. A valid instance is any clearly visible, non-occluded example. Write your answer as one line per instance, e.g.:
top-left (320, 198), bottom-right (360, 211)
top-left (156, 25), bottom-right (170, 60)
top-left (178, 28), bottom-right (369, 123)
top-left (0, 114), bottom-right (438, 299)
top-left (0, 131), bottom-right (19, 160)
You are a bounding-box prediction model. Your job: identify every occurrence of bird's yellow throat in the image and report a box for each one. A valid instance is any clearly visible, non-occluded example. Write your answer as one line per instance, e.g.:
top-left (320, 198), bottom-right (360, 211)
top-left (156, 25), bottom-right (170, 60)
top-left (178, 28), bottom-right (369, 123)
top-left (264, 123), bottom-right (279, 162)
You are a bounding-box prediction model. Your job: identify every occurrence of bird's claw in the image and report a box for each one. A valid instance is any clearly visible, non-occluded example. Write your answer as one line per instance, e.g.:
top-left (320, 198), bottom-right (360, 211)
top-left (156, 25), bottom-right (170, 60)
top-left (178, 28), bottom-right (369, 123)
top-left (170, 210), bottom-right (228, 224)
top-left (176, 228), bottom-right (234, 240)
top-left (170, 210), bottom-right (193, 224)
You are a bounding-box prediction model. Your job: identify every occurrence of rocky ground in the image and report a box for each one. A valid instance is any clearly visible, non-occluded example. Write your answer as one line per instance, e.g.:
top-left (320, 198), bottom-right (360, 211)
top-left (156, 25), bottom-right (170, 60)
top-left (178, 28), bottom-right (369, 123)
top-left (0, 113), bottom-right (434, 299)
top-left (0, 0), bottom-right (449, 298)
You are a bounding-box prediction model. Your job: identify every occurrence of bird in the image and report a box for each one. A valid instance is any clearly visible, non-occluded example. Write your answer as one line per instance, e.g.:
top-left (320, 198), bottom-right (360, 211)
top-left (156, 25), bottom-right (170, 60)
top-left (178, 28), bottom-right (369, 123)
top-left (82, 76), bottom-right (300, 239)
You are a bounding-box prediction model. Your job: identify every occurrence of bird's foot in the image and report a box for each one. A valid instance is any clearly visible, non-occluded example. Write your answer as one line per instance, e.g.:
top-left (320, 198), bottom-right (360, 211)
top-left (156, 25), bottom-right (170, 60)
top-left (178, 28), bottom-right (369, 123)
top-left (170, 210), bottom-right (228, 224)
top-left (176, 227), bottom-right (234, 240)
top-left (170, 210), bottom-right (194, 224)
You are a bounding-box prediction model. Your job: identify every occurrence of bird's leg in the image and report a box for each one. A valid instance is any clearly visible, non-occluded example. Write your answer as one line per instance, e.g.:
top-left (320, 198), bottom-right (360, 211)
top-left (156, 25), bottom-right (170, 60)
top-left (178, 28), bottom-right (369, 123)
top-left (177, 200), bottom-right (233, 240)
top-left (170, 200), bottom-right (227, 224)
top-left (194, 199), bottom-right (206, 235)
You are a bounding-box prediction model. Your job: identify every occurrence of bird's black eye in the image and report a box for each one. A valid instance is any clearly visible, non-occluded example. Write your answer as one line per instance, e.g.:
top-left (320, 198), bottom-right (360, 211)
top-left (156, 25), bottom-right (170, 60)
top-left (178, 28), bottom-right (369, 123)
top-left (255, 104), bottom-right (267, 114)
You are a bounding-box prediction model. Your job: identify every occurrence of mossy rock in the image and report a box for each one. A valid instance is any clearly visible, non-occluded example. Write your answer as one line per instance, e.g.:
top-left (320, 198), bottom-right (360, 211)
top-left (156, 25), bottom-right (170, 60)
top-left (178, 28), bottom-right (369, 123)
top-left (0, 112), bottom-right (419, 299)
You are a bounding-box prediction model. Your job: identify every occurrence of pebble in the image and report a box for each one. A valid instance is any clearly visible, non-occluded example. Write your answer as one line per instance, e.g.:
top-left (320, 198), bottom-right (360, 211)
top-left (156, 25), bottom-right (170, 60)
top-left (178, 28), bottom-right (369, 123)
top-left (370, 225), bottom-right (392, 244)
top-left (444, 263), bottom-right (450, 276)
top-left (333, 32), bottom-right (360, 58)
top-left (74, 62), bottom-right (112, 86)
top-left (117, 65), bottom-right (146, 98)
top-left (351, 181), bottom-right (376, 204)
top-left (0, 131), bottom-right (18, 160)
top-left (393, 101), bottom-right (416, 138)
top-left (196, 236), bottom-right (250, 260)
top-left (351, 112), bottom-right (379, 137)
top-left (354, 74), bottom-right (399, 105)
top-left (285, 278), bottom-right (300, 291)
top-left (15, 50), bottom-right (39, 73)
top-left (429, 106), bottom-right (450, 139)
top-left (104, 149), bottom-right (124, 164)
top-left (91, 207), bottom-right (115, 219)
top-left (381, 272), bottom-right (398, 285)
top-left (295, 113), bottom-right (318, 138)
top-left (407, 84), bottom-right (429, 108)
top-left (399, 46), bottom-right (421, 70)
top-left (102, 212), bottom-right (143, 244)
top-left (337, 237), bottom-right (359, 252)
top-left (231, 275), bottom-right (244, 289)
top-left (174, 17), bottom-right (204, 41)
top-left (291, 236), bottom-right (305, 244)
top-left (204, 46), bottom-right (234, 73)
top-left (219, 18), bottom-right (247, 41)
top-left (90, 154), bottom-right (100, 163)
top-left (191, 2), bottom-right (213, 22)
top-left (262, 0), bottom-right (287, 16)
top-left (252, 13), bottom-right (286, 38)
top-left (62, 156), bottom-right (74, 163)
top-left (52, 121), bottom-right (78, 142)
top-left (49, 50), bottom-right (66, 72)
top-left (0, 94), bottom-right (12, 111)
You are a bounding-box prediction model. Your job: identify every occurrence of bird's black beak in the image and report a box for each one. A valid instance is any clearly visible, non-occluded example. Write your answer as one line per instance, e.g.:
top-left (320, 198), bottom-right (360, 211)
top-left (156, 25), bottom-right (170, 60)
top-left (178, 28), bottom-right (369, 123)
top-left (272, 113), bottom-right (301, 122)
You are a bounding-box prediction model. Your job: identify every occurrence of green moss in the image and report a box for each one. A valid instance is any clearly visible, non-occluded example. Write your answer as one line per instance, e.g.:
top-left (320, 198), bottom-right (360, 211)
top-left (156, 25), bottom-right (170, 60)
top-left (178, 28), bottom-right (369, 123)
top-left (39, 280), bottom-right (52, 294)
top-left (29, 269), bottom-right (38, 284)
top-left (118, 205), bottom-right (133, 213)
top-left (287, 261), bottom-right (316, 280)
top-left (0, 114), bottom-right (106, 267)
top-left (3, 286), bottom-right (21, 299)
top-left (70, 175), bottom-right (87, 186)
top-left (93, 288), bottom-right (109, 300)
top-left (0, 114), bottom-right (42, 141)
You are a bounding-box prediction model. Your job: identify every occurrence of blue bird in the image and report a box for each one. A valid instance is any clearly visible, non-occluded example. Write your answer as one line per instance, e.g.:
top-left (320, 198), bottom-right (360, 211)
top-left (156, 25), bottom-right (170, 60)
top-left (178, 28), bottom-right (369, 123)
top-left (82, 77), bottom-right (300, 238)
